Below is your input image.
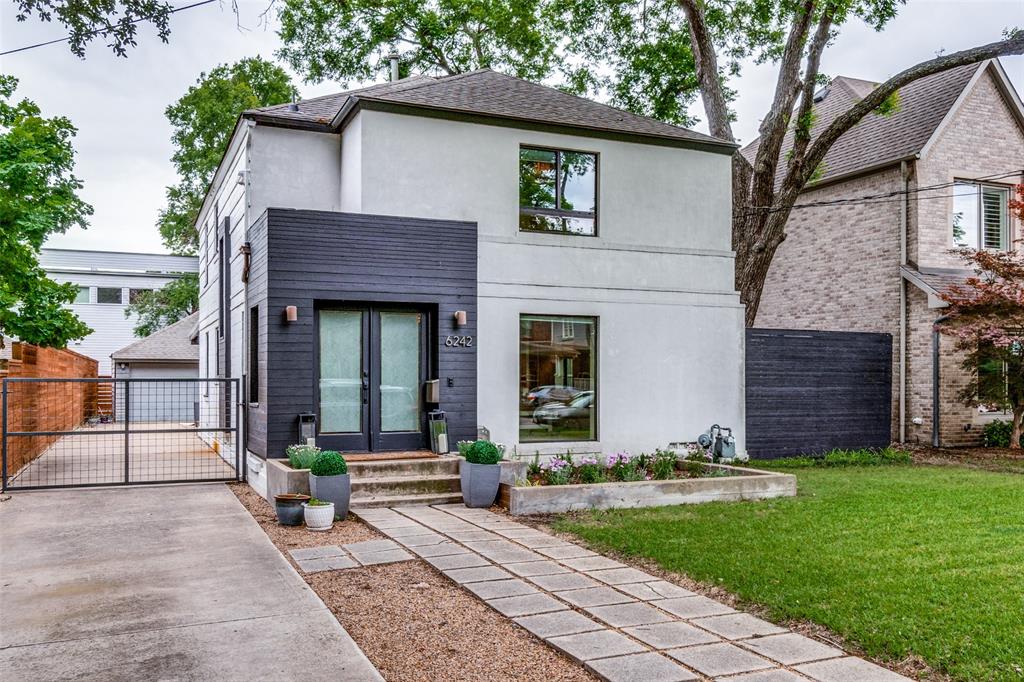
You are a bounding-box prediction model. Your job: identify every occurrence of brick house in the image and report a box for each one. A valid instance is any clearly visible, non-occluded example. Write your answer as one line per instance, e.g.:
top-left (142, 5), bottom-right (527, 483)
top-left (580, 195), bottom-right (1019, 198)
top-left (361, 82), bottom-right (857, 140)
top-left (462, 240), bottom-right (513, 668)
top-left (753, 59), bottom-right (1023, 447)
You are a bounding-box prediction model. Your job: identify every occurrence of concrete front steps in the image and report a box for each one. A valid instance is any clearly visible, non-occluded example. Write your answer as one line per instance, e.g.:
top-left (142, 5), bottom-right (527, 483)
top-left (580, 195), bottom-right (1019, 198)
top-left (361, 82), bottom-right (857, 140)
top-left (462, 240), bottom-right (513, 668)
top-left (349, 455), bottom-right (463, 508)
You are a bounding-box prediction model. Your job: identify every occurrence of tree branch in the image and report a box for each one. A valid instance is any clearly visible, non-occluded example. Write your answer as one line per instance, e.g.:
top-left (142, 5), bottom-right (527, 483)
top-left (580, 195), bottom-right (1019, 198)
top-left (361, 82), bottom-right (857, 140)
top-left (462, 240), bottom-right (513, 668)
top-left (797, 32), bottom-right (1024, 188)
top-left (677, 0), bottom-right (734, 142)
top-left (783, 3), bottom-right (836, 184)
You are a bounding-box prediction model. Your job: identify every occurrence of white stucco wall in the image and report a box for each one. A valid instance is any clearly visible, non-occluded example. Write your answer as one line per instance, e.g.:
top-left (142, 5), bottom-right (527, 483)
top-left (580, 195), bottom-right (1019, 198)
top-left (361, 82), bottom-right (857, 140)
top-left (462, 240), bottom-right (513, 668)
top-left (352, 110), bottom-right (744, 457)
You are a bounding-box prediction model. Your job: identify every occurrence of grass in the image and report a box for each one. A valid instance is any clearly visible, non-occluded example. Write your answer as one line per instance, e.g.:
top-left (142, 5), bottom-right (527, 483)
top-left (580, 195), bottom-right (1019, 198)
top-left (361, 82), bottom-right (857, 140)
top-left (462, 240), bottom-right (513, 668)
top-left (554, 463), bottom-right (1024, 681)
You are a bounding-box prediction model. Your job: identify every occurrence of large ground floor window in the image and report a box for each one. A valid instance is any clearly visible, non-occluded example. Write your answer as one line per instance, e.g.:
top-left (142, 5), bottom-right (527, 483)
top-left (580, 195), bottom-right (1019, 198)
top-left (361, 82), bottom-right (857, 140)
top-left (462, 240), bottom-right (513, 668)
top-left (520, 315), bottom-right (597, 442)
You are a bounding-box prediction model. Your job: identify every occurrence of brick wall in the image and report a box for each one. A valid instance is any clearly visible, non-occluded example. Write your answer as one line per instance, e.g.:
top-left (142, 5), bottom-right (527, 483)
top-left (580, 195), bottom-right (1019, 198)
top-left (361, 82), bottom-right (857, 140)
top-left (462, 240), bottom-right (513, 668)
top-left (1, 343), bottom-right (99, 478)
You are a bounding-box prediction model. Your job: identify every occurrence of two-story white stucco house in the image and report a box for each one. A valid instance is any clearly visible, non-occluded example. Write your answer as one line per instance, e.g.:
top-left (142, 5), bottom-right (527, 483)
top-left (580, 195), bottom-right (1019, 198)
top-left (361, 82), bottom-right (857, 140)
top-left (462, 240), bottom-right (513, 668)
top-left (194, 69), bottom-right (744, 495)
top-left (36, 248), bottom-right (199, 375)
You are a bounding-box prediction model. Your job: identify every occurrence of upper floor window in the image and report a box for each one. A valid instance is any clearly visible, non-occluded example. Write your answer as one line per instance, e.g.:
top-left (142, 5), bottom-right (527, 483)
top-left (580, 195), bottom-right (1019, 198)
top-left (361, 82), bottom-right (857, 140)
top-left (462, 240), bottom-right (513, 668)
top-left (953, 181), bottom-right (1009, 250)
top-left (97, 287), bottom-right (123, 304)
top-left (519, 146), bottom-right (597, 236)
top-left (128, 288), bottom-right (151, 304)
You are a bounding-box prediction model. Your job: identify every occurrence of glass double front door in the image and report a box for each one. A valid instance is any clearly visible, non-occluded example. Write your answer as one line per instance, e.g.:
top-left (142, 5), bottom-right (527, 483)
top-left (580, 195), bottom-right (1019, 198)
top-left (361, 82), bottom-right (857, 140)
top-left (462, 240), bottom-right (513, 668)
top-left (318, 308), bottom-right (427, 451)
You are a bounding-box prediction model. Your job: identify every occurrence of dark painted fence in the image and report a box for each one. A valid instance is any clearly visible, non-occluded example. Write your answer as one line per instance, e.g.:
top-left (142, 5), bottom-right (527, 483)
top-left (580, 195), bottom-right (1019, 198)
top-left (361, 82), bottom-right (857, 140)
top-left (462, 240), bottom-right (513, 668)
top-left (746, 328), bottom-right (892, 459)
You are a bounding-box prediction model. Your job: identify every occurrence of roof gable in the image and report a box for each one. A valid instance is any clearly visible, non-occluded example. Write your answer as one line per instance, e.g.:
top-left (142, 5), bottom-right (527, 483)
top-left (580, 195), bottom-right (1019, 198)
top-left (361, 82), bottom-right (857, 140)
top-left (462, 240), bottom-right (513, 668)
top-left (112, 312), bottom-right (199, 362)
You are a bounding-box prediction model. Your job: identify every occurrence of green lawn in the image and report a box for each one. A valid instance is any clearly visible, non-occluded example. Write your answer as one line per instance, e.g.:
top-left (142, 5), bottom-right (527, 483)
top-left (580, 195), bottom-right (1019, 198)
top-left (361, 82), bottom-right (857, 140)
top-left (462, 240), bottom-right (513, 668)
top-left (554, 465), bottom-right (1024, 681)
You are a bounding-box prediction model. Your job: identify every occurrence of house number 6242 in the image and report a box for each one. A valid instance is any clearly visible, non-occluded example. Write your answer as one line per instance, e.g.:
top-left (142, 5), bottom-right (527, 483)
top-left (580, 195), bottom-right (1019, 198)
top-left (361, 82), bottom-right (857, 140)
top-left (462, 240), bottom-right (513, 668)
top-left (445, 335), bottom-right (473, 347)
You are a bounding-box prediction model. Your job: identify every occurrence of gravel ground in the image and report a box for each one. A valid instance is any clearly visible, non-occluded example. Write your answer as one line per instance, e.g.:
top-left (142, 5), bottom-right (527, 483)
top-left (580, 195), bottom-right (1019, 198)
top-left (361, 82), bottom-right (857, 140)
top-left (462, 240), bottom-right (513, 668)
top-left (229, 483), bottom-right (597, 682)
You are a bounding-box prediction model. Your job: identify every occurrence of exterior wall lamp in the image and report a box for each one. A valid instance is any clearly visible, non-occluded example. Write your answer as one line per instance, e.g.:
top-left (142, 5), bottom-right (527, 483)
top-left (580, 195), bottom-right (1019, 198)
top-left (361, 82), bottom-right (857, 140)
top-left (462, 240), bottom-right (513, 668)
top-left (284, 305), bottom-right (298, 323)
top-left (453, 310), bottom-right (467, 327)
top-left (298, 412), bottom-right (316, 444)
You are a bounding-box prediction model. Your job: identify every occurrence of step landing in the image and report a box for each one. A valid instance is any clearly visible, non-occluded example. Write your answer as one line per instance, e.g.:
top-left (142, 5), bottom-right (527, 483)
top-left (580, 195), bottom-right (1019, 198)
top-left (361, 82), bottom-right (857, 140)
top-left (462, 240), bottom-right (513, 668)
top-left (349, 455), bottom-right (462, 509)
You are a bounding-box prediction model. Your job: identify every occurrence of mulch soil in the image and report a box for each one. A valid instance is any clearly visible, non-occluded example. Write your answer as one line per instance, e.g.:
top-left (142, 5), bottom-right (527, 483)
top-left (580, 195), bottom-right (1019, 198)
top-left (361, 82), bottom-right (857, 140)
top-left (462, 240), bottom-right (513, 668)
top-left (906, 444), bottom-right (1024, 473)
top-left (229, 483), bottom-right (597, 682)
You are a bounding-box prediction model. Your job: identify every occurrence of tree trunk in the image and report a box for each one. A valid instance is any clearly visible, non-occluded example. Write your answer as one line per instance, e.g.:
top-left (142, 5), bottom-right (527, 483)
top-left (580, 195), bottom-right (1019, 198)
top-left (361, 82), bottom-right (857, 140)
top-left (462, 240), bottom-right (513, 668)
top-left (1012, 405), bottom-right (1023, 450)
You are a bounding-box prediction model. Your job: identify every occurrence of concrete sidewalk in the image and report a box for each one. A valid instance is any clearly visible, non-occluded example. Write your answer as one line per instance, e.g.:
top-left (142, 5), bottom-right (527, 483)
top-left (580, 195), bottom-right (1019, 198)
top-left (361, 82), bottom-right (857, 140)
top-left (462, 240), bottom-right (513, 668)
top-left (0, 484), bottom-right (382, 681)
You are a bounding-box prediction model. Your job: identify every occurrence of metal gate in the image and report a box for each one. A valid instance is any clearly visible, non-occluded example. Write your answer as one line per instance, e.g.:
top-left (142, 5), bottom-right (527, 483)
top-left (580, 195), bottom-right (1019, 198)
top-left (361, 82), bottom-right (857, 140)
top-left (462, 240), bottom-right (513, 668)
top-left (2, 378), bottom-right (242, 491)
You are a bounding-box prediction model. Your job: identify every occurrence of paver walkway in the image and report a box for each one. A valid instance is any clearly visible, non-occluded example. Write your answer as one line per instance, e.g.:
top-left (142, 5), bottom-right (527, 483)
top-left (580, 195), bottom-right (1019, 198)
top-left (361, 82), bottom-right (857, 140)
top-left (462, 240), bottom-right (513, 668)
top-left (353, 504), bottom-right (911, 682)
top-left (0, 485), bottom-right (382, 681)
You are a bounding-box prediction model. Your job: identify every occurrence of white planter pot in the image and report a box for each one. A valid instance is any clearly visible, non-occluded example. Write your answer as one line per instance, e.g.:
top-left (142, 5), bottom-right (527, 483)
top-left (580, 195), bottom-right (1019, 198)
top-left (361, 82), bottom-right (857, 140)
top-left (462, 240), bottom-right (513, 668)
top-left (302, 502), bottom-right (335, 531)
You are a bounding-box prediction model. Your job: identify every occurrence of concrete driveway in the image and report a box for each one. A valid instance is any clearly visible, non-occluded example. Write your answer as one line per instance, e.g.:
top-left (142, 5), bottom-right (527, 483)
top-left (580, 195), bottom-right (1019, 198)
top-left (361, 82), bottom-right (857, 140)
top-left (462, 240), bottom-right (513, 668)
top-left (0, 484), bottom-right (382, 681)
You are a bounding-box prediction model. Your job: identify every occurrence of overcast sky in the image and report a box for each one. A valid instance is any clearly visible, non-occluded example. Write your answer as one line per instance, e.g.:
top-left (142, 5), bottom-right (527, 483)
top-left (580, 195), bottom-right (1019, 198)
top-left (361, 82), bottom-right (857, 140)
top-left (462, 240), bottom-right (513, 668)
top-left (2, 0), bottom-right (1022, 255)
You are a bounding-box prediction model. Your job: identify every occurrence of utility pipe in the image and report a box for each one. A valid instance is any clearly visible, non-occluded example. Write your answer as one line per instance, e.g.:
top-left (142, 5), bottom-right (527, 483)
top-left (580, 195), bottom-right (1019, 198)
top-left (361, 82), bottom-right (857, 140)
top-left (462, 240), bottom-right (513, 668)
top-left (898, 160), bottom-right (909, 442)
top-left (932, 314), bottom-right (950, 447)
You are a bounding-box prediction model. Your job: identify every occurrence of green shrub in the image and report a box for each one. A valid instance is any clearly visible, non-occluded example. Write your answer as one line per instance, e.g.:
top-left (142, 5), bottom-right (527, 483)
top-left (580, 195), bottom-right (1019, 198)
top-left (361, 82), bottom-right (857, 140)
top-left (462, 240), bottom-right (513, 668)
top-left (310, 450), bottom-right (347, 476)
top-left (286, 444), bottom-right (320, 469)
top-left (651, 449), bottom-right (678, 480)
top-left (464, 440), bottom-right (503, 465)
top-left (577, 456), bottom-right (606, 484)
top-left (307, 497), bottom-right (331, 506)
top-left (983, 420), bottom-right (1022, 448)
top-left (766, 447), bottom-right (911, 468)
top-left (527, 453), bottom-right (542, 478)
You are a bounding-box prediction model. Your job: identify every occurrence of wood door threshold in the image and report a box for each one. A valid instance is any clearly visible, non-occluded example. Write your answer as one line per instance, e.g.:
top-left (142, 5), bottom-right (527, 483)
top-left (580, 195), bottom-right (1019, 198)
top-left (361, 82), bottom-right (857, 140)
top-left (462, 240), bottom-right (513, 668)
top-left (343, 450), bottom-right (438, 462)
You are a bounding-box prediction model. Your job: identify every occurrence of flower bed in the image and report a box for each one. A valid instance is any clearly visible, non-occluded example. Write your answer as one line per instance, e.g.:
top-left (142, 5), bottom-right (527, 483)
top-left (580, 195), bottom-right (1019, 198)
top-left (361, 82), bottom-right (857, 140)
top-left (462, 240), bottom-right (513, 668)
top-left (502, 449), bottom-right (796, 515)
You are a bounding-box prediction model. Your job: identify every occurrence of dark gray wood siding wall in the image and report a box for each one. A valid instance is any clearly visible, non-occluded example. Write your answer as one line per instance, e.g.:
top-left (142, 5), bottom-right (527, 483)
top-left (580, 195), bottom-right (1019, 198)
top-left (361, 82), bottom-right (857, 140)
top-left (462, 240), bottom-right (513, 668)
top-left (249, 208), bottom-right (478, 459)
top-left (245, 213), bottom-right (269, 457)
top-left (746, 328), bottom-right (893, 458)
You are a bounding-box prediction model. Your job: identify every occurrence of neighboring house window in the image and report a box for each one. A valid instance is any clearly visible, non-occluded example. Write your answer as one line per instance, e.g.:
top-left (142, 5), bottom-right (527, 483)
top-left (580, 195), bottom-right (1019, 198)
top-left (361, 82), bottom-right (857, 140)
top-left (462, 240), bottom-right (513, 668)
top-left (519, 146), bottom-right (598, 236)
top-left (519, 314), bottom-right (597, 442)
top-left (953, 181), bottom-right (1009, 250)
top-left (561, 319), bottom-right (575, 340)
top-left (201, 220), bottom-right (208, 287)
top-left (202, 331), bottom-right (209, 397)
top-left (74, 286), bottom-right (90, 304)
top-left (128, 288), bottom-right (151, 304)
top-left (249, 306), bottom-right (259, 404)
top-left (218, 234), bottom-right (226, 339)
top-left (97, 287), bottom-right (123, 304)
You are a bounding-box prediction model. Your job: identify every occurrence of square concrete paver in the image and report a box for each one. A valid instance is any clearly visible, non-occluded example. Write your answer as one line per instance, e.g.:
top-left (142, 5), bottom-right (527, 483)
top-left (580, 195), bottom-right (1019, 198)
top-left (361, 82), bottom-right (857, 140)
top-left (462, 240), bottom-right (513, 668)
top-left (463, 541), bottom-right (542, 564)
top-left (409, 541), bottom-right (468, 558)
top-left (556, 586), bottom-right (635, 608)
top-left (560, 556), bottom-right (626, 572)
top-left (395, 533), bottom-right (448, 547)
top-left (527, 572), bottom-right (601, 592)
top-left (616, 581), bottom-right (696, 601)
top-left (586, 567), bottom-right (659, 585)
top-left (547, 630), bottom-right (646, 662)
top-left (446, 530), bottom-right (502, 542)
top-left (536, 544), bottom-right (599, 560)
top-left (740, 633), bottom-right (844, 666)
top-left (667, 642), bottom-right (774, 677)
top-left (504, 560), bottom-right (570, 577)
top-left (344, 539), bottom-right (402, 554)
top-left (288, 546), bottom-right (346, 561)
top-left (796, 657), bottom-right (911, 681)
top-left (585, 652), bottom-right (699, 682)
top-left (443, 566), bottom-right (512, 584)
top-left (727, 670), bottom-right (810, 682)
top-left (653, 596), bottom-right (736, 619)
top-left (513, 611), bottom-right (605, 639)
top-left (464, 579), bottom-right (539, 600)
top-left (487, 593), bottom-right (568, 617)
top-left (509, 534), bottom-right (574, 549)
top-left (425, 553), bottom-right (491, 571)
top-left (382, 524), bottom-right (438, 538)
top-left (350, 548), bottom-right (414, 566)
top-left (584, 602), bottom-right (674, 628)
top-left (294, 554), bottom-right (359, 573)
top-left (623, 621), bottom-right (720, 650)
top-left (691, 613), bottom-right (787, 640)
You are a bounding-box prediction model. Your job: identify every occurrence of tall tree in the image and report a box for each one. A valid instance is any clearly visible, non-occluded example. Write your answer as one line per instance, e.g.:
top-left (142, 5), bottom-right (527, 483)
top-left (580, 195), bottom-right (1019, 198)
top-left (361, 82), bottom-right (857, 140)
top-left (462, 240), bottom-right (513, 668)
top-left (0, 76), bottom-right (93, 347)
top-left (159, 56), bottom-right (297, 255)
top-left (938, 247), bottom-right (1024, 450)
top-left (276, 1), bottom-right (1024, 325)
top-left (13, 0), bottom-right (173, 57)
top-left (124, 273), bottom-right (199, 337)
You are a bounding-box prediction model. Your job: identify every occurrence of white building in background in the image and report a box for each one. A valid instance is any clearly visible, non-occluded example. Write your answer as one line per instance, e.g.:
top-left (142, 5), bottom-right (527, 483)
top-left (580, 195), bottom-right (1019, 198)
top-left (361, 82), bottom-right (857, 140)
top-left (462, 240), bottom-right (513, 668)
top-left (39, 249), bottom-right (199, 375)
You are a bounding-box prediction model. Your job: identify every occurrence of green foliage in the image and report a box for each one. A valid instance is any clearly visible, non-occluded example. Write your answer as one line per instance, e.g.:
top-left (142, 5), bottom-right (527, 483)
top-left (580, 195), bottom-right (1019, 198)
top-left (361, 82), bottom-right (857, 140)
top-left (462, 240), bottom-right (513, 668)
top-left (463, 439), bottom-right (503, 465)
top-left (13, 0), bottom-right (172, 57)
top-left (286, 443), bottom-right (321, 470)
top-left (527, 453), bottom-right (543, 478)
top-left (873, 89), bottom-right (901, 117)
top-left (650, 449), bottom-right (678, 480)
top-left (983, 420), bottom-right (1022, 448)
top-left (577, 459), bottom-right (606, 484)
top-left (159, 57), bottom-right (296, 255)
top-left (760, 447), bottom-right (912, 468)
top-left (310, 450), bottom-right (348, 476)
top-left (123, 272), bottom-right (198, 337)
top-left (556, 465), bottom-right (1024, 680)
top-left (307, 497), bottom-right (331, 506)
top-left (0, 75), bottom-right (93, 347)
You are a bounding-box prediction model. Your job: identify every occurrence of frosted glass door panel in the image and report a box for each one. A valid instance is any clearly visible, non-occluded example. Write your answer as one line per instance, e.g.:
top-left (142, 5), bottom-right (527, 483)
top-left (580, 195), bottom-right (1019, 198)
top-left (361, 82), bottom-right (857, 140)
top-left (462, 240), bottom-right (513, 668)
top-left (319, 310), bottom-right (363, 433)
top-left (379, 312), bottom-right (421, 432)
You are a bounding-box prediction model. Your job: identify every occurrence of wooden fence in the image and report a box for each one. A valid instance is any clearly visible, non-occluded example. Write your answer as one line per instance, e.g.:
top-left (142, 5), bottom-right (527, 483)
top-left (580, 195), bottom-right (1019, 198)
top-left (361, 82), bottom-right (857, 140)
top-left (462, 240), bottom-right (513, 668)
top-left (1, 343), bottom-right (99, 476)
top-left (746, 328), bottom-right (893, 458)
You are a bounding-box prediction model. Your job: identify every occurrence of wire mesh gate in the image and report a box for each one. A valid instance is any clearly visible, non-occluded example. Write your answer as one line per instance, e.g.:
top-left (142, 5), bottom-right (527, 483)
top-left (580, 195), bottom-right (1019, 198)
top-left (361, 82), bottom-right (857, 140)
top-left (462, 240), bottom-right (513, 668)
top-left (1, 378), bottom-right (242, 491)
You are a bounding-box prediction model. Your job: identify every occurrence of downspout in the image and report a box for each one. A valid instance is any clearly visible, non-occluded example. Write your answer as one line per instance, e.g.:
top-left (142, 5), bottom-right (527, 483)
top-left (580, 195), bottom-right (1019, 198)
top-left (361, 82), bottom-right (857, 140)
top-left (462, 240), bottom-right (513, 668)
top-left (932, 314), bottom-right (950, 447)
top-left (898, 160), bottom-right (909, 442)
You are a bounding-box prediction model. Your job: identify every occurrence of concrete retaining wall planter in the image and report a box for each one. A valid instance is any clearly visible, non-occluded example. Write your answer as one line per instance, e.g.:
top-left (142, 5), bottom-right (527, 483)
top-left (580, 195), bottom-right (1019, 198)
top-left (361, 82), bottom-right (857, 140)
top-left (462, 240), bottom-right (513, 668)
top-left (501, 464), bottom-right (796, 516)
top-left (266, 458), bottom-right (310, 502)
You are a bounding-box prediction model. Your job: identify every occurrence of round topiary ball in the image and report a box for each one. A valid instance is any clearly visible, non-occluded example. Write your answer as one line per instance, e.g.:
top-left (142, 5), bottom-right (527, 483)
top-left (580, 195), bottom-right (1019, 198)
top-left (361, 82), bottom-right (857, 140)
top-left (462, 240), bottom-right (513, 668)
top-left (466, 440), bottom-right (502, 465)
top-left (310, 450), bottom-right (348, 476)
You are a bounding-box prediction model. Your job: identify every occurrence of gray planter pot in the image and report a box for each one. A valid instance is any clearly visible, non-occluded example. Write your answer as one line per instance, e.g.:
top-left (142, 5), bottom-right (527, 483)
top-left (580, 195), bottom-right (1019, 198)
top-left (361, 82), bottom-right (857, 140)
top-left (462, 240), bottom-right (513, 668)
top-left (309, 473), bottom-right (351, 520)
top-left (460, 461), bottom-right (501, 508)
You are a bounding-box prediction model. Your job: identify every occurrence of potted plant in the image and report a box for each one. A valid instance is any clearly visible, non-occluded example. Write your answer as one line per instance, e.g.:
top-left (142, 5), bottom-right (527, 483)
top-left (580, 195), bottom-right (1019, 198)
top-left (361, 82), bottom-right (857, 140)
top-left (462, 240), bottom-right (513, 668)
top-left (273, 492), bottom-right (310, 526)
top-left (286, 443), bottom-right (320, 470)
top-left (459, 439), bottom-right (504, 508)
top-left (308, 450), bottom-right (350, 520)
top-left (303, 498), bottom-right (335, 531)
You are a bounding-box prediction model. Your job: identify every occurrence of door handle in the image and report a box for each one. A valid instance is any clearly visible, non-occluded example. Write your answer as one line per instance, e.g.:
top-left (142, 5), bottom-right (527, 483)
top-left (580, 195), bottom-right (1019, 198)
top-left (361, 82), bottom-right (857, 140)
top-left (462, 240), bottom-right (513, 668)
top-left (361, 375), bottom-right (369, 404)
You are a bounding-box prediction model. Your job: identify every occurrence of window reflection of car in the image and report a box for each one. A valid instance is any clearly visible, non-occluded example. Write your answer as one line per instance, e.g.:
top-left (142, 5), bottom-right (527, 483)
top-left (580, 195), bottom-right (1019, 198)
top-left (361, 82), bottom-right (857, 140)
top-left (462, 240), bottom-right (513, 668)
top-left (533, 391), bottom-right (594, 426)
top-left (522, 385), bottom-right (580, 410)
